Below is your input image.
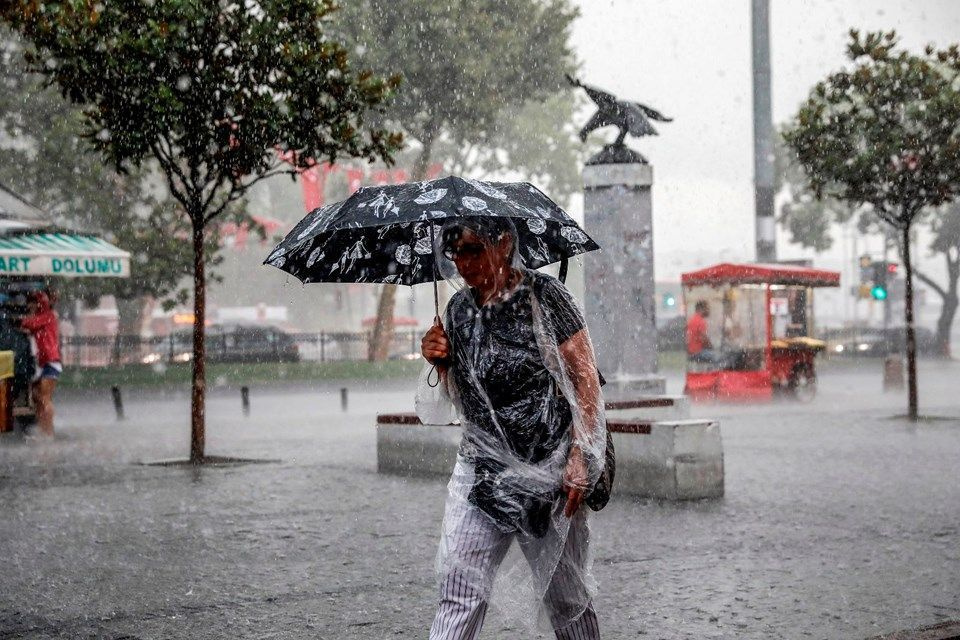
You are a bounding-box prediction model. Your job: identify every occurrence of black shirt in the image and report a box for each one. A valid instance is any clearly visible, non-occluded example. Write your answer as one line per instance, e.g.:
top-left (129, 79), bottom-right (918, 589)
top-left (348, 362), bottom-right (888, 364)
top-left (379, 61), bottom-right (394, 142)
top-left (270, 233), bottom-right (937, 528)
top-left (445, 270), bottom-right (585, 534)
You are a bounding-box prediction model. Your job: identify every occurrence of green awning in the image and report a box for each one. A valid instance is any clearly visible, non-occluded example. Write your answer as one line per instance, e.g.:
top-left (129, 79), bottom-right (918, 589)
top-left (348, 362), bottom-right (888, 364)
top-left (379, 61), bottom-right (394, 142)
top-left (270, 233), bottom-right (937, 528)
top-left (0, 232), bottom-right (130, 278)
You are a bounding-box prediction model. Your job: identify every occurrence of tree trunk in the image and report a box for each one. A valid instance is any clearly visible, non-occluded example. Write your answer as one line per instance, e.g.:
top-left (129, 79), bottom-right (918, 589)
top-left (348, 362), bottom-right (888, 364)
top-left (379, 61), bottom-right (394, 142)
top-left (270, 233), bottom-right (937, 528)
top-left (368, 284), bottom-right (397, 361)
top-left (935, 288), bottom-right (958, 358)
top-left (903, 251), bottom-right (958, 359)
top-left (902, 225), bottom-right (919, 420)
top-left (190, 220), bottom-right (206, 463)
top-left (934, 251), bottom-right (959, 358)
top-left (368, 125), bottom-right (437, 361)
top-left (111, 296), bottom-right (148, 365)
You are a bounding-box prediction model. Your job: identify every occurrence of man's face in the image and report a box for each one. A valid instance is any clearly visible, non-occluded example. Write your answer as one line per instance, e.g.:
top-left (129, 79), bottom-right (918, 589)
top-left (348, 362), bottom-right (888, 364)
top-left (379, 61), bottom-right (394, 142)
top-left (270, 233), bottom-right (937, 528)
top-left (700, 305), bottom-right (710, 318)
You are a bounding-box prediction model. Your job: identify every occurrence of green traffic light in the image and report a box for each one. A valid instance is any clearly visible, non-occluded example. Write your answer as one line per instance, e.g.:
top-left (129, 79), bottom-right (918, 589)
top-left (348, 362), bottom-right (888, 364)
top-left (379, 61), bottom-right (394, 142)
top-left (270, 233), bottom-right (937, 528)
top-left (871, 285), bottom-right (888, 300)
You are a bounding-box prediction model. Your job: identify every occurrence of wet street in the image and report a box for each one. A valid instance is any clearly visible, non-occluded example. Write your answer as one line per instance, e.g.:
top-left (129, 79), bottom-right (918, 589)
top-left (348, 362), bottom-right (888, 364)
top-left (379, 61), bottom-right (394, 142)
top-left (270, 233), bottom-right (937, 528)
top-left (1, 359), bottom-right (958, 639)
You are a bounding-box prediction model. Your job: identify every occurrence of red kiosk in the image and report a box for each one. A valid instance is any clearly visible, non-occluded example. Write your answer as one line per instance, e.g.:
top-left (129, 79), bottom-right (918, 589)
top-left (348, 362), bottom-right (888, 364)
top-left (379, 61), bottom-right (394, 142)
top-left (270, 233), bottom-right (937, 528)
top-left (681, 263), bottom-right (840, 402)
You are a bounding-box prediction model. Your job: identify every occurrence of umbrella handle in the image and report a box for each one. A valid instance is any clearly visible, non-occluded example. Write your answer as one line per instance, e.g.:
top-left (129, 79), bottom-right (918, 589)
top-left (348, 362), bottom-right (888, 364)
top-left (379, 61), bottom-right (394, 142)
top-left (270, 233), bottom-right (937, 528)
top-left (427, 314), bottom-right (445, 388)
top-left (431, 220), bottom-right (440, 318)
top-left (427, 364), bottom-right (441, 388)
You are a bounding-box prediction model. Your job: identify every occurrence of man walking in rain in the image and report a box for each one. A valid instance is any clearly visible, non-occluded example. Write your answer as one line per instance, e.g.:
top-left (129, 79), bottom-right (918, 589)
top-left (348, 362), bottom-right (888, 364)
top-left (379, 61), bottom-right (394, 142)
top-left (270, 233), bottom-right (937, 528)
top-left (418, 217), bottom-right (606, 639)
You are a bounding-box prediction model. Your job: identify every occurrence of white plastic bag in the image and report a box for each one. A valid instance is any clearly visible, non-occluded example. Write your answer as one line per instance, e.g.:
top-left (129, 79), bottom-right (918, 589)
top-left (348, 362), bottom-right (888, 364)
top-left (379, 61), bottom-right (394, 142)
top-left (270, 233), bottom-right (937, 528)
top-left (415, 363), bottom-right (457, 425)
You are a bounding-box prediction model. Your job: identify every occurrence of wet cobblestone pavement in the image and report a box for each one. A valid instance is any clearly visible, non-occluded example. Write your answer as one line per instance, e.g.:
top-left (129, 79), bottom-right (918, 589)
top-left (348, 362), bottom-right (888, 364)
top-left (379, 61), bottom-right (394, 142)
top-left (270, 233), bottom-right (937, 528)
top-left (1, 360), bottom-right (958, 639)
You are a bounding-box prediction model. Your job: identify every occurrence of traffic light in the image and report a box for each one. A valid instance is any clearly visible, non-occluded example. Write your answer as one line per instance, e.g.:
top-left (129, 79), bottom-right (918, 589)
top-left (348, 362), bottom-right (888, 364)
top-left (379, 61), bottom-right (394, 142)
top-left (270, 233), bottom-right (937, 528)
top-left (858, 255), bottom-right (874, 299)
top-left (871, 261), bottom-right (897, 301)
top-left (662, 293), bottom-right (677, 308)
top-left (859, 255), bottom-right (873, 283)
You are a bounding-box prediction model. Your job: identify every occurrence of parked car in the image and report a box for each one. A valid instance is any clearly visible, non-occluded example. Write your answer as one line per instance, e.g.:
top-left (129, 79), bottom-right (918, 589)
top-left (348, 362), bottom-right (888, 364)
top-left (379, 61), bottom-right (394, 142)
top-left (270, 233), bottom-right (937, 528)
top-left (147, 324), bottom-right (300, 364)
top-left (822, 326), bottom-right (937, 357)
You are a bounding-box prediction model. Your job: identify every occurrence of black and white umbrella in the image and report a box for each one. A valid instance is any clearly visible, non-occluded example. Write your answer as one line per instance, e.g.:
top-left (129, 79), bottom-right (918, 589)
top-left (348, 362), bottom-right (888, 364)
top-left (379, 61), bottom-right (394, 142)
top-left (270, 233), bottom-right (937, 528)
top-left (264, 175), bottom-right (599, 314)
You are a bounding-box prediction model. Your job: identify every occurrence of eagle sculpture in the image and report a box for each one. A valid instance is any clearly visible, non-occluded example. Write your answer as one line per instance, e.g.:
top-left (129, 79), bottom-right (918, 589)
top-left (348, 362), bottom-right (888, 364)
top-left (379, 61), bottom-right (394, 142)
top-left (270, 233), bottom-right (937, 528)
top-left (567, 74), bottom-right (672, 148)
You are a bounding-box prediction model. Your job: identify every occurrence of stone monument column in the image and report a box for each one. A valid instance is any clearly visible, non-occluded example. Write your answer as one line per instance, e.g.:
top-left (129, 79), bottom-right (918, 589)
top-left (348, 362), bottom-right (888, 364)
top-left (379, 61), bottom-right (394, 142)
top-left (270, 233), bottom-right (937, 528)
top-left (583, 152), bottom-right (665, 397)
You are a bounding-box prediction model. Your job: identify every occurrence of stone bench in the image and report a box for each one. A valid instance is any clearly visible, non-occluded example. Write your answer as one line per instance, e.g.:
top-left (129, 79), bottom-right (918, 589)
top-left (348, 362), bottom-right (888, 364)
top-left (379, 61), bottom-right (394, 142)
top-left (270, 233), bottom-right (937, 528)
top-left (604, 396), bottom-right (691, 421)
top-left (376, 408), bottom-right (723, 501)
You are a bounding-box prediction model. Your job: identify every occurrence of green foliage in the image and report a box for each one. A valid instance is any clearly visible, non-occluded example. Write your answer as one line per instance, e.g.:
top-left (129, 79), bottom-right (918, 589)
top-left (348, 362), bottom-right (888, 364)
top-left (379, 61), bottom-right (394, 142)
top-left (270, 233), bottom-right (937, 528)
top-left (0, 32), bottom-right (213, 308)
top-left (2, 0), bottom-right (403, 221)
top-left (783, 30), bottom-right (960, 229)
top-left (454, 91), bottom-right (593, 207)
top-left (783, 30), bottom-right (960, 373)
top-left (334, 0), bottom-right (584, 194)
top-left (333, 0), bottom-right (583, 360)
top-left (2, 0), bottom-right (405, 452)
top-left (337, 0), bottom-right (577, 139)
top-left (776, 134), bottom-right (862, 252)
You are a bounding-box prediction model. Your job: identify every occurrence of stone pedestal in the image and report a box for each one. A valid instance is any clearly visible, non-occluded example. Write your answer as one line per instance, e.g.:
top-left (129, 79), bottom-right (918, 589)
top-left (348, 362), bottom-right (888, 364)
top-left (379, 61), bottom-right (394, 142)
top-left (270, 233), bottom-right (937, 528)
top-left (582, 158), bottom-right (663, 392)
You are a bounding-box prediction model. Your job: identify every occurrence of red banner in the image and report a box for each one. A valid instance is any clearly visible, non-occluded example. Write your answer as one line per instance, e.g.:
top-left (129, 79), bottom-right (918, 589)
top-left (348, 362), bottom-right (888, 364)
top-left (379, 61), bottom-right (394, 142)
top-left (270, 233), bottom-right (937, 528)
top-left (294, 160), bottom-right (443, 213)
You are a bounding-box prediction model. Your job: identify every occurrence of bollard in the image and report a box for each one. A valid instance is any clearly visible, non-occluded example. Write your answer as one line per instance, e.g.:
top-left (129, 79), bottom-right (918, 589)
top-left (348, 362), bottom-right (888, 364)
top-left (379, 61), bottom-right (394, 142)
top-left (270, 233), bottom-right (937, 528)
top-left (340, 387), bottom-right (348, 412)
top-left (883, 355), bottom-right (904, 392)
top-left (111, 386), bottom-right (125, 421)
top-left (241, 386), bottom-right (250, 417)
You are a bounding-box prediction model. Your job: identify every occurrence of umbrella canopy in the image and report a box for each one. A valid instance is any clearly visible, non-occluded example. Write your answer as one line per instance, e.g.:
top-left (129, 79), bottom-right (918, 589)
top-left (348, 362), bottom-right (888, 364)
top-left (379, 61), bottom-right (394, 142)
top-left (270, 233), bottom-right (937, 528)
top-left (263, 176), bottom-right (599, 286)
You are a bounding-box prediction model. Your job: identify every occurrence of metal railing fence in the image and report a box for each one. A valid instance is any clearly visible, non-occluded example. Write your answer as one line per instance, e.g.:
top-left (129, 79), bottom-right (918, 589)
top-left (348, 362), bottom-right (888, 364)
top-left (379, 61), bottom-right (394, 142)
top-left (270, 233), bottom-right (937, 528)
top-left (60, 329), bottom-right (422, 367)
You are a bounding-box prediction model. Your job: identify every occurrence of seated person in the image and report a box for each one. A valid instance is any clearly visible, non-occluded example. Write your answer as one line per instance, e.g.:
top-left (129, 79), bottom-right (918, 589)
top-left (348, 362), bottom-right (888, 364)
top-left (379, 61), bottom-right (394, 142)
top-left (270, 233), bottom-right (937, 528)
top-left (687, 300), bottom-right (725, 366)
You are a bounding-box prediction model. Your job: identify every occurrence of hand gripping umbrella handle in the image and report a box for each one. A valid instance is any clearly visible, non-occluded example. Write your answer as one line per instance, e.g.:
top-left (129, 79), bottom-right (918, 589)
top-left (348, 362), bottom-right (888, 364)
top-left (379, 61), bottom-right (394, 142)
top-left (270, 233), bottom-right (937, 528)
top-left (427, 315), bottom-right (444, 388)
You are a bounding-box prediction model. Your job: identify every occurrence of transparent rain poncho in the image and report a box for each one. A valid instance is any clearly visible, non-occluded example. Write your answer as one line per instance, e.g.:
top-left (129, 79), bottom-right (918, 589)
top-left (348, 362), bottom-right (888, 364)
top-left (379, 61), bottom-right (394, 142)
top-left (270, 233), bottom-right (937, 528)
top-left (416, 217), bottom-right (607, 632)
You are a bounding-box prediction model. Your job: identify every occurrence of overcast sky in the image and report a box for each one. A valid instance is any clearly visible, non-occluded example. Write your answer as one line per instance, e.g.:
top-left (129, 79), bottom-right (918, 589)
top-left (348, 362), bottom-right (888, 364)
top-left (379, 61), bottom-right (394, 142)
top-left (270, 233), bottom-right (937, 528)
top-left (569, 0), bottom-right (960, 281)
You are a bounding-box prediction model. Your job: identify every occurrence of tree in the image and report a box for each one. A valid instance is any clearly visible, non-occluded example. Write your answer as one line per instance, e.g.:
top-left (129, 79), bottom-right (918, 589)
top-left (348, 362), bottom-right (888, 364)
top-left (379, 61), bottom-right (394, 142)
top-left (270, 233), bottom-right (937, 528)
top-left (334, 0), bottom-right (580, 360)
top-left (0, 31), bottom-right (230, 362)
top-left (450, 91), bottom-right (591, 208)
top-left (778, 140), bottom-right (960, 357)
top-left (783, 30), bottom-right (960, 419)
top-left (2, 0), bottom-right (402, 461)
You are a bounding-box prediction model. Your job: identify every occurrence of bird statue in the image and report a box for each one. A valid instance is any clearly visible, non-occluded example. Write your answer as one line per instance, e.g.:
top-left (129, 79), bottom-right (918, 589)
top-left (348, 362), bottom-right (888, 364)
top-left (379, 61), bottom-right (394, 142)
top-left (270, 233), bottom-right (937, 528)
top-left (567, 74), bottom-right (672, 163)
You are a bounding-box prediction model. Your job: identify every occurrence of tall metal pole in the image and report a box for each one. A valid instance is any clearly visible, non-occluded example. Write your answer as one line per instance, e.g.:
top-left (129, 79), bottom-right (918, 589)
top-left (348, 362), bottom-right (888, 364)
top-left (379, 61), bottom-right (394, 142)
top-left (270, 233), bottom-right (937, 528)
top-left (752, 0), bottom-right (776, 263)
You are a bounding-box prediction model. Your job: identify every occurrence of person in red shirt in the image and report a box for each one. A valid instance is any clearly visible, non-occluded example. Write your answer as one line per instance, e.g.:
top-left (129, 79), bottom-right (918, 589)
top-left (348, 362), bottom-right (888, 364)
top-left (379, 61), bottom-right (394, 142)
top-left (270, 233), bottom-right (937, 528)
top-left (687, 300), bottom-right (724, 367)
top-left (20, 290), bottom-right (61, 437)
top-left (687, 301), bottom-right (712, 354)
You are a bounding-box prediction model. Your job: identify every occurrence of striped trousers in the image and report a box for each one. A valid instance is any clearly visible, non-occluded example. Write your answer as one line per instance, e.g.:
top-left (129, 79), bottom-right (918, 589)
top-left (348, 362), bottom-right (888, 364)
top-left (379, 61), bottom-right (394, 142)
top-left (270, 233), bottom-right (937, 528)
top-left (429, 500), bottom-right (600, 640)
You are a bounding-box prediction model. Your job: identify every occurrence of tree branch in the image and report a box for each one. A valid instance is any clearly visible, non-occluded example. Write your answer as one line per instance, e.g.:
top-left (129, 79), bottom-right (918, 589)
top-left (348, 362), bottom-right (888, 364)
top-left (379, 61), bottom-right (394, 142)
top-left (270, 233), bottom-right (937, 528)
top-left (151, 142), bottom-right (193, 214)
top-left (156, 134), bottom-right (191, 192)
top-left (199, 172), bottom-right (229, 215)
top-left (200, 166), bottom-right (292, 226)
top-left (202, 183), bottom-right (241, 227)
top-left (914, 268), bottom-right (946, 299)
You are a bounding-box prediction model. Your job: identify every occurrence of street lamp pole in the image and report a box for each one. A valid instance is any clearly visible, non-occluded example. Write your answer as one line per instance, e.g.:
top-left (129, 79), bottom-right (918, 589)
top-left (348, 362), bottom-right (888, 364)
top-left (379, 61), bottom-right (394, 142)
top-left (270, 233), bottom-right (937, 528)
top-left (752, 0), bottom-right (776, 263)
